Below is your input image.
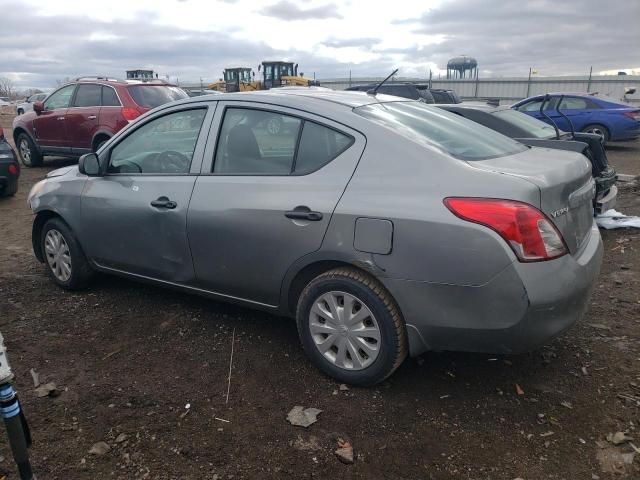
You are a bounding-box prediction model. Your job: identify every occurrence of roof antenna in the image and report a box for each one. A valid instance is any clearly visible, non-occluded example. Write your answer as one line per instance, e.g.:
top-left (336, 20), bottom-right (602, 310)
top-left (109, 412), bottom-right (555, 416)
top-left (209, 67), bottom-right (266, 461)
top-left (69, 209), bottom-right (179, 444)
top-left (368, 68), bottom-right (398, 96)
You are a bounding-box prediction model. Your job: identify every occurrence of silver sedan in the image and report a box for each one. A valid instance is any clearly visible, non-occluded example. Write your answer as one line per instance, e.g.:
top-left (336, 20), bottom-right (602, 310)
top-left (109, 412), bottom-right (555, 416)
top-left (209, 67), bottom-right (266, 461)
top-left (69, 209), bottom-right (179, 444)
top-left (28, 90), bottom-right (602, 385)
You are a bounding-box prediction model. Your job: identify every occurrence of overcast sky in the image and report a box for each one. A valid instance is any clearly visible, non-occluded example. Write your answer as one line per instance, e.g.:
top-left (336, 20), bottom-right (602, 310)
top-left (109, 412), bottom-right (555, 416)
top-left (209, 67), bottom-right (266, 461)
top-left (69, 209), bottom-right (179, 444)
top-left (1, 0), bottom-right (638, 90)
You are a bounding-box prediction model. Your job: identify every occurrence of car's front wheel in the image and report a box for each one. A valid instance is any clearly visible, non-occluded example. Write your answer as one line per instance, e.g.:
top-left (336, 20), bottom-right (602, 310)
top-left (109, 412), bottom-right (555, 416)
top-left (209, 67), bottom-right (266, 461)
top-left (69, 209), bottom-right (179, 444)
top-left (296, 267), bottom-right (407, 386)
top-left (17, 133), bottom-right (43, 167)
top-left (41, 217), bottom-right (93, 290)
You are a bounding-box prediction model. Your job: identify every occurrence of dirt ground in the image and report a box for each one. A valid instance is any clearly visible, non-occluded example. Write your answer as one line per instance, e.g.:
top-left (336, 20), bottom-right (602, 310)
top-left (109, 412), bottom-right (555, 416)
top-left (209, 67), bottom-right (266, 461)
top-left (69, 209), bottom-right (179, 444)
top-left (0, 112), bottom-right (639, 480)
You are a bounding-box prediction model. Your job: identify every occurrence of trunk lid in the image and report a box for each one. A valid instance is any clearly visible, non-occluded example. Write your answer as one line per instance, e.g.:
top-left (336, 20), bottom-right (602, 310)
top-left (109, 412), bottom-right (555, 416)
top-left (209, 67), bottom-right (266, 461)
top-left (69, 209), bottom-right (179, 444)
top-left (467, 147), bottom-right (594, 253)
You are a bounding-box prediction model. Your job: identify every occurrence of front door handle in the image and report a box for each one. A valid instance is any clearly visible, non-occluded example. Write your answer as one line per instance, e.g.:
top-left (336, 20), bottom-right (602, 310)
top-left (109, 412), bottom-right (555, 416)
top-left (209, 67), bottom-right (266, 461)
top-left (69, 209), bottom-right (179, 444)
top-left (88, 115), bottom-right (97, 120)
top-left (56, 116), bottom-right (65, 120)
top-left (285, 206), bottom-right (323, 221)
top-left (150, 196), bottom-right (177, 209)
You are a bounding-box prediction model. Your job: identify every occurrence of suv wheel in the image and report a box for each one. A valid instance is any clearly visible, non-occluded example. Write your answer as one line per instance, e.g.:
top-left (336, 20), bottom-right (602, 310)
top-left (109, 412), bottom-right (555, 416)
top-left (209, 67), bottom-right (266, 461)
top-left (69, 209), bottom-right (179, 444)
top-left (17, 133), bottom-right (43, 167)
top-left (296, 267), bottom-right (407, 386)
top-left (41, 217), bottom-right (93, 290)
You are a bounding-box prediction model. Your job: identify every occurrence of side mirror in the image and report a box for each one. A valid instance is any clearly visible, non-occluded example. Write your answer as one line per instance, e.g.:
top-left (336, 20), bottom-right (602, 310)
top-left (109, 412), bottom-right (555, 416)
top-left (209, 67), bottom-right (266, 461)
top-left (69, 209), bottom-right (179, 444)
top-left (78, 153), bottom-right (101, 176)
top-left (33, 101), bottom-right (44, 114)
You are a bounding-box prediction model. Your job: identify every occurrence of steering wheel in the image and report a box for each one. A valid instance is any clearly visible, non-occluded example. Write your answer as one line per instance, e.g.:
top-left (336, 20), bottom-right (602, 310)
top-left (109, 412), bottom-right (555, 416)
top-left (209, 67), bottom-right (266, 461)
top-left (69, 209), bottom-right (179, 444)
top-left (114, 160), bottom-right (142, 173)
top-left (156, 150), bottom-right (190, 173)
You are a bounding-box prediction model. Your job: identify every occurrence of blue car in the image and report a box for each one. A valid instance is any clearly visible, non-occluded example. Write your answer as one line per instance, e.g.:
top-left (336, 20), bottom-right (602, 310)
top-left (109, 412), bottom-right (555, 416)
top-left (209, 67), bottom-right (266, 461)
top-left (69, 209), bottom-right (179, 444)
top-left (512, 93), bottom-right (640, 144)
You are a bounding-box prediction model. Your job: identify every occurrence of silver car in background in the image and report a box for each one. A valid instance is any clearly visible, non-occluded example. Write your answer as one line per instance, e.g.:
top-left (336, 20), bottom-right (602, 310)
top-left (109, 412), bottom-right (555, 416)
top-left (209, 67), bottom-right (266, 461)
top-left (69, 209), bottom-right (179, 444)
top-left (16, 93), bottom-right (47, 115)
top-left (27, 91), bottom-right (603, 385)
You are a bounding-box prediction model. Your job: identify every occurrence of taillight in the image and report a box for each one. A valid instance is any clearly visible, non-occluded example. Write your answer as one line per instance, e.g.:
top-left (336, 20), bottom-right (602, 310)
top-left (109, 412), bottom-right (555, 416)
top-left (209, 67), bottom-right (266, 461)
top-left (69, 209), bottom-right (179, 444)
top-left (444, 198), bottom-right (568, 262)
top-left (121, 107), bottom-right (142, 122)
top-left (8, 164), bottom-right (17, 175)
top-left (623, 111), bottom-right (640, 121)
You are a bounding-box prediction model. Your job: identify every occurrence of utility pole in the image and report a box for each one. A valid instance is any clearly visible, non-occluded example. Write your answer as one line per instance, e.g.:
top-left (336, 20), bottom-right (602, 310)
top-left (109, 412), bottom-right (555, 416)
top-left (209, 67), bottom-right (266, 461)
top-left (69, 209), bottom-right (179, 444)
top-left (587, 66), bottom-right (593, 93)
top-left (526, 67), bottom-right (532, 97)
top-left (349, 69), bottom-right (352, 88)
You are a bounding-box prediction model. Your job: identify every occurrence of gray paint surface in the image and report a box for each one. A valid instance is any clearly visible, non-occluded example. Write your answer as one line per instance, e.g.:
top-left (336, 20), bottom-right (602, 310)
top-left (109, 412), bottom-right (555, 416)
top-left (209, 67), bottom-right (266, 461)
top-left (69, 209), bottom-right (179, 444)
top-left (28, 90), bottom-right (603, 357)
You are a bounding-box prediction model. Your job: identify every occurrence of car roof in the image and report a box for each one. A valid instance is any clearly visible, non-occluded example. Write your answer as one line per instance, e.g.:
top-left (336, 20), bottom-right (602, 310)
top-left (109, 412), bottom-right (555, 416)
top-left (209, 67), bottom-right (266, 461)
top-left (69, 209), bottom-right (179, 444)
top-left (172, 89), bottom-right (407, 109)
top-left (435, 102), bottom-right (501, 111)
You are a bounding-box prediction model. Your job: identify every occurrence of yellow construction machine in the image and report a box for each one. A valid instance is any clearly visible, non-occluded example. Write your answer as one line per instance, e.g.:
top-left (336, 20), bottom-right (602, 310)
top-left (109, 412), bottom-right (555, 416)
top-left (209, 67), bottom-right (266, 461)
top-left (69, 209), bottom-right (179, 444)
top-left (209, 62), bottom-right (319, 92)
top-left (259, 61), bottom-right (319, 89)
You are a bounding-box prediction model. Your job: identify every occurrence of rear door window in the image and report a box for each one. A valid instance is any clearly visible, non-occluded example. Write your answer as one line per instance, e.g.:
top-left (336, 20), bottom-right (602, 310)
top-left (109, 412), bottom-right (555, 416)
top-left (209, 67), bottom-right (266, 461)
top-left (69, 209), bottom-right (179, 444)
top-left (559, 97), bottom-right (588, 110)
top-left (214, 108), bottom-right (301, 174)
top-left (72, 84), bottom-right (102, 107)
top-left (102, 87), bottom-right (121, 106)
top-left (213, 107), bottom-right (354, 175)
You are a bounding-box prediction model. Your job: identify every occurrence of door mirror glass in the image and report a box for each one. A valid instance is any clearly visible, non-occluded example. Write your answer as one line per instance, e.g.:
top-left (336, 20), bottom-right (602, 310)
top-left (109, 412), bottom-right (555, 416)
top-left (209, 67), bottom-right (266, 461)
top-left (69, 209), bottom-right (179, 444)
top-left (79, 153), bottom-right (100, 176)
top-left (33, 101), bottom-right (44, 114)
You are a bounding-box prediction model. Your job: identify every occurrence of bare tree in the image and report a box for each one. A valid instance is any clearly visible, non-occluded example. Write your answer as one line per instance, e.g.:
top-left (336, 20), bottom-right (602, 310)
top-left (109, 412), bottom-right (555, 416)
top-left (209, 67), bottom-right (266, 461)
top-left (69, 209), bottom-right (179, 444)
top-left (0, 77), bottom-right (15, 98)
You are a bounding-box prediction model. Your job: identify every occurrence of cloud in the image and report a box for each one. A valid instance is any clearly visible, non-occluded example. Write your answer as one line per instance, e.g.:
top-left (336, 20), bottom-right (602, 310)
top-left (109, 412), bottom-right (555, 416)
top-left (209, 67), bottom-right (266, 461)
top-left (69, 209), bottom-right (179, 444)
top-left (322, 37), bottom-right (381, 49)
top-left (259, 1), bottom-right (342, 20)
top-left (400, 0), bottom-right (640, 75)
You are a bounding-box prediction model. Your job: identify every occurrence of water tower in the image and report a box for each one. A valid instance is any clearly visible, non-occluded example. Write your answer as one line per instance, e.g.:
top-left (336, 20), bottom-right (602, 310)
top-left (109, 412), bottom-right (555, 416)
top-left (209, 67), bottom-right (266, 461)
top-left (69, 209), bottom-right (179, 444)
top-left (446, 55), bottom-right (478, 79)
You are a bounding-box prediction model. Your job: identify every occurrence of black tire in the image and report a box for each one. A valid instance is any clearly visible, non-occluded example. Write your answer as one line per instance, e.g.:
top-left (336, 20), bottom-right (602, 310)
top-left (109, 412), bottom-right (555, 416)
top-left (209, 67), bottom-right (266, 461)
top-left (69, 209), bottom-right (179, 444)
top-left (40, 217), bottom-right (93, 290)
top-left (581, 124), bottom-right (610, 144)
top-left (17, 109), bottom-right (24, 115)
top-left (17, 133), bottom-right (43, 167)
top-left (296, 267), bottom-right (407, 386)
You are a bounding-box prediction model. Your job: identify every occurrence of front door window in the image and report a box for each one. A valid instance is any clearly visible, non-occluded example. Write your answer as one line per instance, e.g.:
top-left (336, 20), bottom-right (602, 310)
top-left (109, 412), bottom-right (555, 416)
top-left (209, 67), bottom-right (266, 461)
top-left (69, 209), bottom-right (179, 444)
top-left (108, 109), bottom-right (207, 174)
top-left (44, 85), bottom-right (75, 110)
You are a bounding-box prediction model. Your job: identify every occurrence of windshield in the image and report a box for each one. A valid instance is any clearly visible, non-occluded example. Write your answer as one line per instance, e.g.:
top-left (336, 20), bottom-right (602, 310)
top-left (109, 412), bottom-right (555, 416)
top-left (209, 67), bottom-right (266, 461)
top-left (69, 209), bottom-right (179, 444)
top-left (493, 109), bottom-right (559, 139)
top-left (356, 102), bottom-right (527, 160)
top-left (127, 85), bottom-right (188, 109)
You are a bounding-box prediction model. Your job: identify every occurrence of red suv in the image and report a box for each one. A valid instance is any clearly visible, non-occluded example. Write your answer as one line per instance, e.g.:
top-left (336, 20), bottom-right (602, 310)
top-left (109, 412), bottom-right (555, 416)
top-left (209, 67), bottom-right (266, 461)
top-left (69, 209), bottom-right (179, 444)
top-left (13, 77), bottom-right (188, 167)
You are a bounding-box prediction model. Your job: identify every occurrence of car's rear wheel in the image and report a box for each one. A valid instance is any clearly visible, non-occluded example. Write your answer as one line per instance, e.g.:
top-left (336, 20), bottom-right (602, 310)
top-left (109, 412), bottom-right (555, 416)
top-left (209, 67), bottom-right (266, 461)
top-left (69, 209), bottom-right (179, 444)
top-left (581, 124), bottom-right (610, 144)
top-left (296, 267), bottom-right (407, 386)
top-left (41, 217), bottom-right (93, 290)
top-left (17, 133), bottom-right (43, 167)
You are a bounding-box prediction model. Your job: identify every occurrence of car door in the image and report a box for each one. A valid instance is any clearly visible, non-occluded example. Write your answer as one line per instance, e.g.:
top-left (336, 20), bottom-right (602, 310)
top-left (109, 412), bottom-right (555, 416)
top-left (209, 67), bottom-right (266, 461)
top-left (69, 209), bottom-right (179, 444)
top-left (557, 96), bottom-right (594, 132)
top-left (66, 83), bottom-right (102, 153)
top-left (80, 103), bottom-right (214, 282)
top-left (33, 84), bottom-right (76, 149)
top-left (187, 102), bottom-right (365, 307)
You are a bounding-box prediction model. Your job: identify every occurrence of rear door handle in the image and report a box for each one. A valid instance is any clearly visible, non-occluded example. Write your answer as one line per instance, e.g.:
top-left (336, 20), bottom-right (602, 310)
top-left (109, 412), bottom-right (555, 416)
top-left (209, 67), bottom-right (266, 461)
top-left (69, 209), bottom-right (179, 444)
top-left (57, 116), bottom-right (65, 120)
top-left (88, 115), bottom-right (97, 120)
top-left (285, 206), bottom-right (323, 221)
top-left (150, 196), bottom-right (177, 209)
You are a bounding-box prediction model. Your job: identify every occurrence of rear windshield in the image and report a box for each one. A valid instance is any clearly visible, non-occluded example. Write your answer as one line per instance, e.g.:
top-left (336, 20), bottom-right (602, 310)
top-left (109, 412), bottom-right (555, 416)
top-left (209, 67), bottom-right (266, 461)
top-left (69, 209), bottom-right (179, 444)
top-left (356, 102), bottom-right (527, 160)
top-left (493, 109), bottom-right (559, 139)
top-left (127, 85), bottom-right (188, 109)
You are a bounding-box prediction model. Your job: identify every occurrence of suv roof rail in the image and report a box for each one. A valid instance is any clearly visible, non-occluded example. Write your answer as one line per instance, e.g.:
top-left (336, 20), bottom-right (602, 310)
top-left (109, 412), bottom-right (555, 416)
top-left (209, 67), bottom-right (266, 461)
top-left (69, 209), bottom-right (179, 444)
top-left (124, 79), bottom-right (170, 85)
top-left (74, 76), bottom-right (124, 82)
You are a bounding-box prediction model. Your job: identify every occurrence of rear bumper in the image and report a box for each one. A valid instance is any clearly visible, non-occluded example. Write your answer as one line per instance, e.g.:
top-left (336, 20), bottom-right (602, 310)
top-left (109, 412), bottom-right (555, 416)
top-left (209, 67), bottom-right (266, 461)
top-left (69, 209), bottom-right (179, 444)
top-left (382, 222), bottom-right (603, 356)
